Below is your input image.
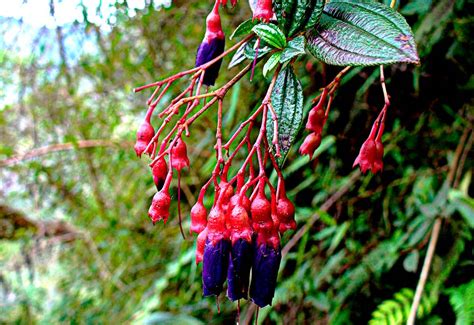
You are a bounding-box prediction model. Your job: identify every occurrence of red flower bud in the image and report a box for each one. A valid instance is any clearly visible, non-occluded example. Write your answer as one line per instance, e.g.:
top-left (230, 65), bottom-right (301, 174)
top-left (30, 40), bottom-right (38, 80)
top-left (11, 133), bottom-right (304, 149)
top-left (148, 188), bottom-right (171, 225)
top-left (228, 204), bottom-right (253, 244)
top-left (306, 105), bottom-right (326, 134)
top-left (206, 203), bottom-right (228, 244)
top-left (353, 136), bottom-right (377, 174)
top-left (276, 196), bottom-right (296, 234)
top-left (299, 132), bottom-right (322, 159)
top-left (151, 157), bottom-right (167, 187)
top-left (171, 137), bottom-right (190, 171)
top-left (252, 0), bottom-right (274, 22)
top-left (196, 227), bottom-right (208, 264)
top-left (196, 2), bottom-right (225, 86)
top-left (190, 199), bottom-right (207, 235)
top-left (134, 119), bottom-right (154, 157)
top-left (372, 140), bottom-right (384, 174)
top-left (250, 185), bottom-right (273, 232)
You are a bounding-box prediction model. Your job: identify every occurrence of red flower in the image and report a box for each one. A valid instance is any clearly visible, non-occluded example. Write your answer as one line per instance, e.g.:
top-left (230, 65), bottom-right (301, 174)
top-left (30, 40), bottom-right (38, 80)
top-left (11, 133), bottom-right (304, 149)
top-left (148, 188), bottom-right (171, 224)
top-left (252, 0), bottom-right (274, 22)
top-left (151, 157), bottom-right (167, 187)
top-left (134, 119), bottom-right (154, 157)
top-left (299, 132), bottom-right (322, 159)
top-left (353, 116), bottom-right (385, 174)
top-left (171, 137), bottom-right (190, 171)
top-left (190, 199), bottom-right (207, 235)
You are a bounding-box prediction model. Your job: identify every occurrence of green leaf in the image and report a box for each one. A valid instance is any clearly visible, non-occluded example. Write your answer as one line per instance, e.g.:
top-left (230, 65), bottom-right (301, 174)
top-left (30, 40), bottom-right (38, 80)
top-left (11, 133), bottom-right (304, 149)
top-left (230, 19), bottom-right (258, 40)
top-left (266, 66), bottom-right (304, 166)
top-left (252, 23), bottom-right (287, 49)
top-left (228, 42), bottom-right (247, 68)
top-left (243, 38), bottom-right (273, 60)
top-left (263, 52), bottom-right (282, 77)
top-left (305, 0), bottom-right (325, 30)
top-left (306, 0), bottom-right (420, 66)
top-left (274, 0), bottom-right (324, 36)
top-left (280, 35), bottom-right (306, 63)
top-left (403, 249), bottom-right (419, 273)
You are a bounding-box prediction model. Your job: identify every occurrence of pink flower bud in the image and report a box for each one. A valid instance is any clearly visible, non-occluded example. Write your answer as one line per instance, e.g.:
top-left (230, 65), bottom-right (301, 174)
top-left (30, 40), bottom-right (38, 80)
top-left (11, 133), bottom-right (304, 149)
top-left (253, 0), bottom-right (274, 22)
top-left (299, 132), bottom-right (322, 159)
top-left (148, 188), bottom-right (171, 224)
top-left (190, 199), bottom-right (207, 235)
top-left (353, 137), bottom-right (377, 174)
top-left (171, 137), bottom-right (190, 171)
top-left (134, 120), bottom-right (154, 157)
top-left (151, 157), bottom-right (167, 187)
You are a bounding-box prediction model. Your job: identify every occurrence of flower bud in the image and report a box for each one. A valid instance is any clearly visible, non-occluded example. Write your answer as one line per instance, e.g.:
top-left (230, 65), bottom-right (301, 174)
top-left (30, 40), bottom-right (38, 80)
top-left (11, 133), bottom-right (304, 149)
top-left (151, 157), bottom-right (167, 187)
top-left (190, 199), bottom-right (207, 235)
top-left (250, 186), bottom-right (273, 232)
top-left (299, 132), bottom-right (322, 159)
top-left (306, 105), bottom-right (326, 134)
top-left (134, 119), bottom-right (155, 157)
top-left (195, 2), bottom-right (225, 86)
top-left (252, 0), bottom-right (274, 22)
top-left (196, 227), bottom-right (208, 264)
top-left (148, 188), bottom-right (171, 224)
top-left (372, 140), bottom-right (384, 174)
top-left (353, 137), bottom-right (377, 174)
top-left (276, 196), bottom-right (296, 234)
top-left (171, 137), bottom-right (190, 171)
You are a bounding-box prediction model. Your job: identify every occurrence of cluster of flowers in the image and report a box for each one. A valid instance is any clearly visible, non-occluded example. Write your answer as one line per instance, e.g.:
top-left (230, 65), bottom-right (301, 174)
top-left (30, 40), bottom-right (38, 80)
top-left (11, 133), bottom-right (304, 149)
top-left (133, 0), bottom-right (388, 312)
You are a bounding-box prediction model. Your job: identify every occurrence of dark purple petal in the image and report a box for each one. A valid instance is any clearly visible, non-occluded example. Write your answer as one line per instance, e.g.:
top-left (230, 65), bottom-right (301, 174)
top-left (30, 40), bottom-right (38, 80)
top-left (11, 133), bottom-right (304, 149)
top-left (249, 243), bottom-right (281, 307)
top-left (202, 239), bottom-right (230, 297)
top-left (227, 239), bottom-right (253, 301)
top-left (195, 38), bottom-right (225, 86)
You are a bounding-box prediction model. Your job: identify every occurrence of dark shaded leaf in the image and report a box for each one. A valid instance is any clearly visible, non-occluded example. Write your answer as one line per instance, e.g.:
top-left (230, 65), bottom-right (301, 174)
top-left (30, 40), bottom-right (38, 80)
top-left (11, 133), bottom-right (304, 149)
top-left (266, 66), bottom-right (304, 166)
top-left (306, 0), bottom-right (420, 66)
top-left (230, 19), bottom-right (258, 40)
top-left (280, 35), bottom-right (306, 63)
top-left (252, 23), bottom-right (287, 49)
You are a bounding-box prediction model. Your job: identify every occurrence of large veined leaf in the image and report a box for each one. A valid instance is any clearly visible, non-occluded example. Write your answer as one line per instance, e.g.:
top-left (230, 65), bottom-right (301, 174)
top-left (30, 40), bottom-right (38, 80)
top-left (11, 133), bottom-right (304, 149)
top-left (274, 0), bottom-right (324, 36)
top-left (266, 66), bottom-right (304, 166)
top-left (306, 0), bottom-right (420, 66)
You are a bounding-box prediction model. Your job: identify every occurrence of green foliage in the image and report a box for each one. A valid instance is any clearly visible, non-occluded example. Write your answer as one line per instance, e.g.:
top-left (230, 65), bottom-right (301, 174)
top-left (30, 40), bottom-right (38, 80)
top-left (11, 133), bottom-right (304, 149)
top-left (0, 0), bottom-right (472, 324)
top-left (306, 0), bottom-right (419, 66)
top-left (267, 66), bottom-right (304, 165)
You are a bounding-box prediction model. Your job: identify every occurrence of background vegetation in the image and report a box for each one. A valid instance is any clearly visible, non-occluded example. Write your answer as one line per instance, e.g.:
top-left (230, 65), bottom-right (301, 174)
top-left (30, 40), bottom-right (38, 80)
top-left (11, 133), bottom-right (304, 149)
top-left (0, 0), bottom-right (472, 324)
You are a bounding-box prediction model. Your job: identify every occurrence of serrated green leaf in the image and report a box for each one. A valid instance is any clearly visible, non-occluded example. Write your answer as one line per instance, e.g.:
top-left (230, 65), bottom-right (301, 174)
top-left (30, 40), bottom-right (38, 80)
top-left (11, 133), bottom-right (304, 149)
top-left (280, 35), bottom-right (306, 63)
top-left (230, 19), bottom-right (258, 40)
top-left (289, 0), bottom-right (312, 36)
top-left (228, 42), bottom-right (248, 68)
top-left (306, 0), bottom-right (420, 66)
top-left (252, 23), bottom-right (287, 49)
top-left (263, 52), bottom-right (282, 77)
top-left (266, 66), bottom-right (304, 166)
top-left (305, 0), bottom-right (325, 30)
top-left (243, 38), bottom-right (273, 60)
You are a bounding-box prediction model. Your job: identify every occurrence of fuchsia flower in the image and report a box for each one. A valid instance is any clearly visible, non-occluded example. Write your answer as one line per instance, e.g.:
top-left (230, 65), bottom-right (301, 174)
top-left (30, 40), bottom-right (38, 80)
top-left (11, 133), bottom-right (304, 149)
top-left (195, 2), bottom-right (225, 86)
top-left (190, 199), bottom-right (207, 235)
top-left (134, 119), bottom-right (154, 157)
top-left (252, 0), bottom-right (274, 22)
top-left (148, 188), bottom-right (171, 224)
top-left (299, 132), bottom-right (322, 159)
top-left (150, 157), bottom-right (167, 187)
top-left (171, 137), bottom-right (190, 171)
top-left (353, 112), bottom-right (385, 174)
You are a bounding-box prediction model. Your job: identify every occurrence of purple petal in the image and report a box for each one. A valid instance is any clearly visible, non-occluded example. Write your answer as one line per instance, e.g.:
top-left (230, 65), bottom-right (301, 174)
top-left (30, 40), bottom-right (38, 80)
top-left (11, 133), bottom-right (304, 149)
top-left (202, 239), bottom-right (230, 297)
top-left (249, 243), bottom-right (281, 307)
top-left (195, 38), bottom-right (225, 86)
top-left (227, 239), bottom-right (253, 301)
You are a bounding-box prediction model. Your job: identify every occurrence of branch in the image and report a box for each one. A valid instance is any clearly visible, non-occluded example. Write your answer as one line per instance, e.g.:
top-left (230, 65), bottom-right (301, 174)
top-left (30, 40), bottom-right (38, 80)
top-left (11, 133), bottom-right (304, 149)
top-left (0, 139), bottom-right (132, 167)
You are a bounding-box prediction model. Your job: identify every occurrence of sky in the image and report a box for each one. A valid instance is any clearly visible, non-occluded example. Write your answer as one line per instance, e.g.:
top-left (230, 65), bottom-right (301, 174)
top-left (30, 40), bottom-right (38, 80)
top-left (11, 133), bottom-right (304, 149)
top-left (0, 0), bottom-right (169, 29)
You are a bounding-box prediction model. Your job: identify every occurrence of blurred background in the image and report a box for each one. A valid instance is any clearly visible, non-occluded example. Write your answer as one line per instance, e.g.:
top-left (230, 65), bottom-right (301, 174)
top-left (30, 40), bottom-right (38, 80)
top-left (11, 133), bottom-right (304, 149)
top-left (0, 0), bottom-right (472, 324)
